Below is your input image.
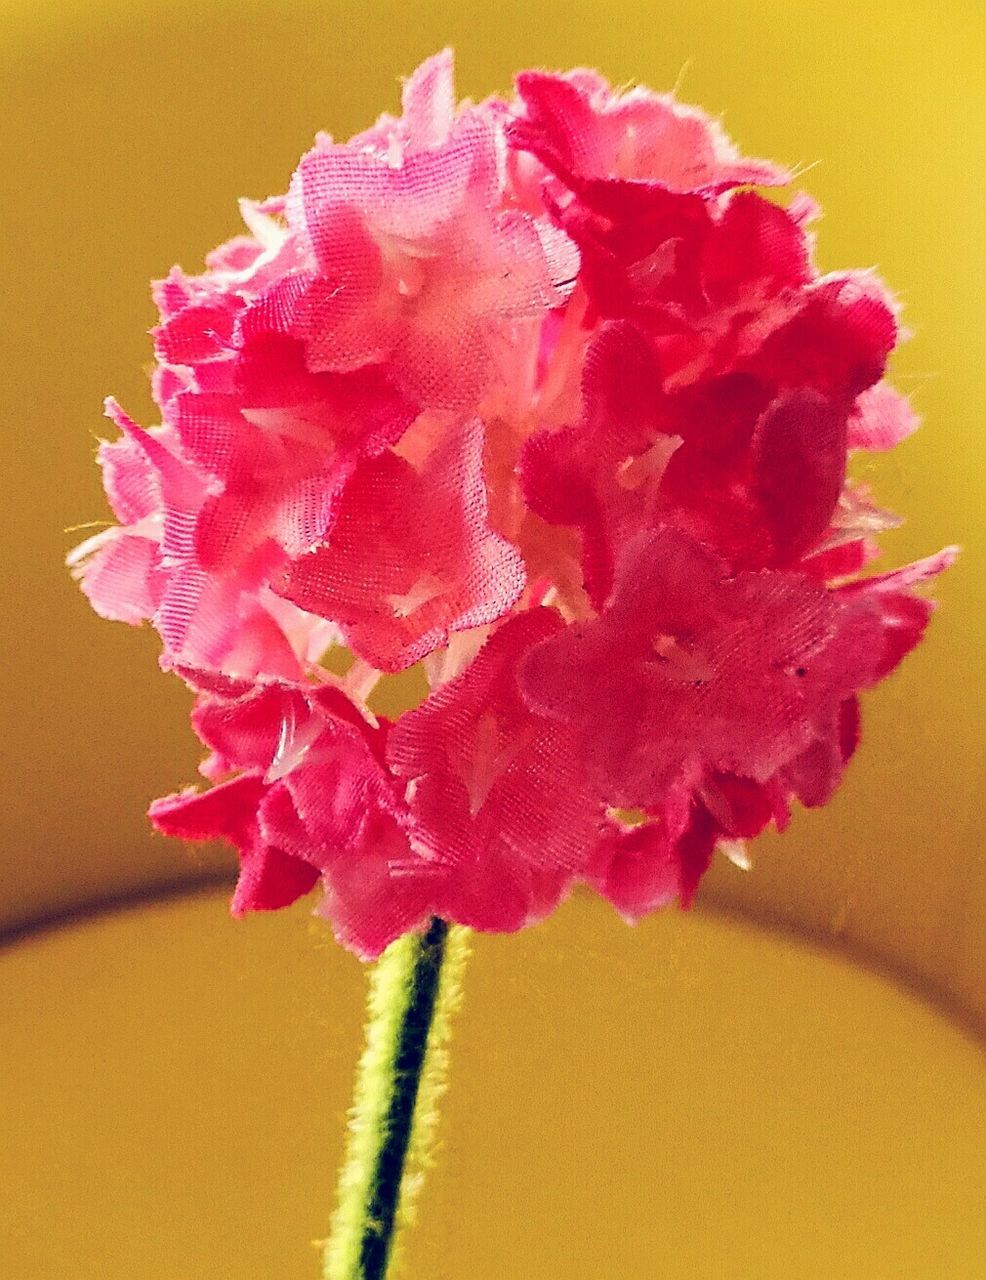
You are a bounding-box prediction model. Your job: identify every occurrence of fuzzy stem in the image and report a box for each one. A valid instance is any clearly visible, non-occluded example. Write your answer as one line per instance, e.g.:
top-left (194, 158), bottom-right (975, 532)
top-left (323, 919), bottom-right (471, 1280)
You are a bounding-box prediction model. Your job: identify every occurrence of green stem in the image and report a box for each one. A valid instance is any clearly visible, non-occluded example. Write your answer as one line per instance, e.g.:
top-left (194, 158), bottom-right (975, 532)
top-left (324, 918), bottom-right (470, 1280)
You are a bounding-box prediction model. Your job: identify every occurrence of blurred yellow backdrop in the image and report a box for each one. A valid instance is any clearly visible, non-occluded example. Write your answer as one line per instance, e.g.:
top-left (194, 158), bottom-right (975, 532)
top-left (1, 0), bottom-right (983, 1276)
top-left (3, 890), bottom-right (985, 1278)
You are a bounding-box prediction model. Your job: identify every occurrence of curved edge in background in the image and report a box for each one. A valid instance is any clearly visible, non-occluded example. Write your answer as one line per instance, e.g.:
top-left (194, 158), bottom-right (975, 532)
top-left (0, 871), bottom-right (234, 953)
top-left (3, 876), bottom-right (982, 1050)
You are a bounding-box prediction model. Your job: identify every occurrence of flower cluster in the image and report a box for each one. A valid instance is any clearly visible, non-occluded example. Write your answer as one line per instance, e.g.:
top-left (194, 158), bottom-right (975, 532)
top-left (72, 52), bottom-right (953, 957)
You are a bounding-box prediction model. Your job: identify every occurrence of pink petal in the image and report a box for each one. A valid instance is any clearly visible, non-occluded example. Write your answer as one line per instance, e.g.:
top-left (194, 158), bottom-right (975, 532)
top-left (848, 383), bottom-right (920, 451)
top-left (71, 532), bottom-right (159, 625)
top-left (388, 610), bottom-right (604, 932)
top-left (752, 388), bottom-right (848, 565)
top-left (520, 526), bottom-right (884, 808)
top-left (277, 420), bottom-right (526, 671)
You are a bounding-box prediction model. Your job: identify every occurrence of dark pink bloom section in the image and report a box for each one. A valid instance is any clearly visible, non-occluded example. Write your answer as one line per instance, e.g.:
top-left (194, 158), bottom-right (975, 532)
top-left (519, 527), bottom-right (885, 807)
top-left (74, 50), bottom-right (954, 955)
top-left (510, 68), bottom-right (787, 195)
top-left (388, 611), bottom-right (605, 931)
top-left (150, 679), bottom-right (433, 958)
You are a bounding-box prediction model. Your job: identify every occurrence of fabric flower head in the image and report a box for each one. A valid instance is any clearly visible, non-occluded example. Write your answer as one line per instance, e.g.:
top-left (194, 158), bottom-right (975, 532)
top-left (72, 50), bottom-right (954, 957)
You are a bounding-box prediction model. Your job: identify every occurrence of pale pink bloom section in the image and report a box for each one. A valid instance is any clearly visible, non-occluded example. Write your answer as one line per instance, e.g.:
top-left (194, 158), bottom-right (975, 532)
top-left (276, 418), bottom-right (526, 671)
top-left (69, 400), bottom-right (331, 679)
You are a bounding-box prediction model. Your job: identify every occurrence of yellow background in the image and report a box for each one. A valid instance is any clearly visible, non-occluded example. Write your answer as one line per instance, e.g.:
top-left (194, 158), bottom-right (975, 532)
top-left (2, 1), bottom-right (984, 1276)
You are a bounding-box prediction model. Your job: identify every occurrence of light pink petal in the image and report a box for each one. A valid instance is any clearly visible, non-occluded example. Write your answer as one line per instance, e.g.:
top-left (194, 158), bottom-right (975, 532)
top-left (841, 546), bottom-right (960, 597)
top-left (96, 430), bottom-right (161, 525)
top-left (71, 532), bottom-right (159, 625)
top-left (400, 48), bottom-right (456, 149)
top-left (848, 383), bottom-right (920, 451)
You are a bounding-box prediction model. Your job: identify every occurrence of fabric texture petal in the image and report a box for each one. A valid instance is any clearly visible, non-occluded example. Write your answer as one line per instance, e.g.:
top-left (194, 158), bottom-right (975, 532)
top-left (72, 50), bottom-right (954, 956)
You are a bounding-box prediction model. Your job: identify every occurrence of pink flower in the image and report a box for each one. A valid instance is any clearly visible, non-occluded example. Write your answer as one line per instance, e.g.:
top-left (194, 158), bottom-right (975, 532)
top-left (73, 50), bottom-right (954, 955)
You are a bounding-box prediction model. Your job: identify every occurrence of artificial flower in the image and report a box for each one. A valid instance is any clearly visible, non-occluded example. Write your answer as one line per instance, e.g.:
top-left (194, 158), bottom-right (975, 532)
top-left (73, 50), bottom-right (953, 956)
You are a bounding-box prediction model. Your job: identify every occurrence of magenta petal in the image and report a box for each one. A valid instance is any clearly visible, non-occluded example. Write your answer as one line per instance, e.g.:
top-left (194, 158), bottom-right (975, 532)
top-left (752, 389), bottom-right (848, 565)
top-left (154, 301), bottom-right (241, 365)
top-left (587, 820), bottom-right (680, 919)
top-left (520, 526), bottom-right (884, 809)
top-left (388, 610), bottom-right (604, 932)
top-left (511, 68), bottom-right (786, 194)
top-left (231, 843), bottom-right (322, 916)
top-left (839, 546), bottom-right (958, 679)
top-left (150, 774), bottom-right (266, 845)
